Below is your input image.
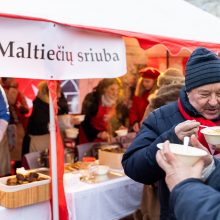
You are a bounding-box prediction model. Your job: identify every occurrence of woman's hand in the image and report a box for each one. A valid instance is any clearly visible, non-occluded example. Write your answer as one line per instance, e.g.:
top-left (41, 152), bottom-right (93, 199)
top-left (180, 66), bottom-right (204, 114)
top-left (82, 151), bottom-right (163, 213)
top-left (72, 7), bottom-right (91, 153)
top-left (132, 122), bottom-right (140, 133)
top-left (175, 120), bottom-right (200, 141)
top-left (97, 131), bottom-right (111, 141)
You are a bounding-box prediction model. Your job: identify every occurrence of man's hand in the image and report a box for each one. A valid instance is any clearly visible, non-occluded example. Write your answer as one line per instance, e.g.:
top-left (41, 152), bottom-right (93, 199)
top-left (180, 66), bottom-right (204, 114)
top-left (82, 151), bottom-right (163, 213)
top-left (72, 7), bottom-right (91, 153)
top-left (190, 134), bottom-right (213, 167)
top-left (156, 140), bottom-right (205, 191)
top-left (175, 120), bottom-right (200, 141)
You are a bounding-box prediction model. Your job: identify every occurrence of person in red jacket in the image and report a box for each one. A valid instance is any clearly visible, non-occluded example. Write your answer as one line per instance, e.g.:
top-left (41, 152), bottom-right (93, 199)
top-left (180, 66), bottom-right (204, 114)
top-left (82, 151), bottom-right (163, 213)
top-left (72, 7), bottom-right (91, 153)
top-left (129, 67), bottom-right (160, 132)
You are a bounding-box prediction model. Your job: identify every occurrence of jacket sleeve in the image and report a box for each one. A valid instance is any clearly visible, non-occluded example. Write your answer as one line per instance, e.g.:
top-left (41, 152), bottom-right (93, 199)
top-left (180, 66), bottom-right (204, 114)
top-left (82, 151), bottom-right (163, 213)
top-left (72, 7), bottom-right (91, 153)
top-left (205, 158), bottom-right (220, 190)
top-left (122, 110), bottom-right (180, 184)
top-left (170, 178), bottom-right (220, 220)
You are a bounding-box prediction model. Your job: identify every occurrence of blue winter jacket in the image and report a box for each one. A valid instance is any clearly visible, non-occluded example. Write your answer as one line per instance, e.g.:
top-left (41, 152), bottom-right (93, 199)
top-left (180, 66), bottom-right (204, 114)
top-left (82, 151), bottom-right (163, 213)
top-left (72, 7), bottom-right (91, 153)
top-left (122, 100), bottom-right (184, 220)
top-left (170, 158), bottom-right (220, 220)
top-left (0, 85), bottom-right (10, 122)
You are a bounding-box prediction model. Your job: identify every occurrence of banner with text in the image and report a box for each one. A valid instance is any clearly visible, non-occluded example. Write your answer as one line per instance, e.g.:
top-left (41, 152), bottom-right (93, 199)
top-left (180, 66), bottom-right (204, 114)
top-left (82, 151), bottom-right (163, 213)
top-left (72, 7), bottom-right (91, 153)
top-left (0, 17), bottom-right (126, 80)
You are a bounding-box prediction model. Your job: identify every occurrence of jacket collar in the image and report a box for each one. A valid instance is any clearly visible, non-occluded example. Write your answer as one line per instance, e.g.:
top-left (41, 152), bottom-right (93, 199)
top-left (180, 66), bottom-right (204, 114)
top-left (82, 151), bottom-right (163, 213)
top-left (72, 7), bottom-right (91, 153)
top-left (179, 87), bottom-right (201, 117)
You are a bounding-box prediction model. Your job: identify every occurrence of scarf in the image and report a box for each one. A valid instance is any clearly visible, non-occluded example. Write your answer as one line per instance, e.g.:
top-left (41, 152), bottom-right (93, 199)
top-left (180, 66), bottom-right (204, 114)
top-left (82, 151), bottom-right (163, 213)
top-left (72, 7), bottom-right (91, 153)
top-left (178, 88), bottom-right (220, 155)
top-left (101, 94), bottom-right (116, 107)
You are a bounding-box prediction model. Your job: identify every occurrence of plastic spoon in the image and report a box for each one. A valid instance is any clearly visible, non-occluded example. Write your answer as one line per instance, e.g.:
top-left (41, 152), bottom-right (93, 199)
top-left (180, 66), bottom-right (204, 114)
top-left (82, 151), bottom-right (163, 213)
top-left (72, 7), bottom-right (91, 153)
top-left (183, 136), bottom-right (189, 152)
top-left (199, 125), bottom-right (216, 131)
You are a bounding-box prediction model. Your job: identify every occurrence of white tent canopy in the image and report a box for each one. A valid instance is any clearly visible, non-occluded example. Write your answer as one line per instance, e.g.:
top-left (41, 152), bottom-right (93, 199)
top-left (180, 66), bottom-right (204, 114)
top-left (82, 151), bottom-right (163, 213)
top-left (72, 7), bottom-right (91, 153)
top-left (1, 0), bottom-right (220, 54)
top-left (0, 0), bottom-right (219, 42)
top-left (0, 0), bottom-right (220, 80)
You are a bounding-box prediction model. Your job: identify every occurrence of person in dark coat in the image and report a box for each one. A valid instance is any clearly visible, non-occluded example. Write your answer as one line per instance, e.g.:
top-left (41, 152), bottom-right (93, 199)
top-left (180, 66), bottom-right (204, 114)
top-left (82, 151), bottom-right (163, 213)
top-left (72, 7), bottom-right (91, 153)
top-left (122, 47), bottom-right (220, 220)
top-left (156, 135), bottom-right (219, 220)
top-left (22, 81), bottom-right (66, 155)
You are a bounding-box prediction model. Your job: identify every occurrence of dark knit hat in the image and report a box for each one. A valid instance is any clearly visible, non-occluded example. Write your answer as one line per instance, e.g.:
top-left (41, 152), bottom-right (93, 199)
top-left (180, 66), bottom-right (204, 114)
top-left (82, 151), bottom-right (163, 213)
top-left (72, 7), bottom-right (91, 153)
top-left (185, 47), bottom-right (220, 92)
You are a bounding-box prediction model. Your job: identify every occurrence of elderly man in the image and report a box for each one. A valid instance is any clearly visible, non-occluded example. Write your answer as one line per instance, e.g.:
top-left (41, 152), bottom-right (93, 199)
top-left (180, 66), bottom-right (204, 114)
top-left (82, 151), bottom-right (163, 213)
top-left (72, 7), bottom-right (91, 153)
top-left (122, 47), bottom-right (220, 220)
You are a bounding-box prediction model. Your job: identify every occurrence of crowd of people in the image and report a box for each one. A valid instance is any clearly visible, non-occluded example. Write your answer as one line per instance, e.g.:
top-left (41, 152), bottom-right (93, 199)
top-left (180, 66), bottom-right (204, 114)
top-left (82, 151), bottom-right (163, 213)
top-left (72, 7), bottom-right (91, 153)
top-left (2, 46), bottom-right (220, 219)
top-left (0, 66), bottom-right (162, 176)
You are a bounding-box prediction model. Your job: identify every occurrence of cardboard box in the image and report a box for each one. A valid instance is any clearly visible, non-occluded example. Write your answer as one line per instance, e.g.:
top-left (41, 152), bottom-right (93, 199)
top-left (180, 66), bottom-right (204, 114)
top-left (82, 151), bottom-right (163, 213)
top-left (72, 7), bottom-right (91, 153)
top-left (0, 173), bottom-right (50, 208)
top-left (98, 149), bottom-right (124, 170)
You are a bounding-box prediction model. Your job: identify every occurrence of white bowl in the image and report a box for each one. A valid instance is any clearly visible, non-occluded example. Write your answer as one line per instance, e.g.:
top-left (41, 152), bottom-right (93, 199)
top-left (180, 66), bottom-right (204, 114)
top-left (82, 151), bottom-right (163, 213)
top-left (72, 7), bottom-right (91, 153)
top-left (65, 128), bottom-right (79, 139)
top-left (94, 165), bottom-right (109, 175)
top-left (201, 126), bottom-right (220, 145)
top-left (115, 129), bottom-right (128, 137)
top-left (157, 143), bottom-right (207, 166)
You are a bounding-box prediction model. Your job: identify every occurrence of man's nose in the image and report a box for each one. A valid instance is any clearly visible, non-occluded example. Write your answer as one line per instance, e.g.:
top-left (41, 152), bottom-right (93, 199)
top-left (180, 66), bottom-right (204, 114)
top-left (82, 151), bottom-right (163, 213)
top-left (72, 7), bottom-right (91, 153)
top-left (208, 94), bottom-right (218, 106)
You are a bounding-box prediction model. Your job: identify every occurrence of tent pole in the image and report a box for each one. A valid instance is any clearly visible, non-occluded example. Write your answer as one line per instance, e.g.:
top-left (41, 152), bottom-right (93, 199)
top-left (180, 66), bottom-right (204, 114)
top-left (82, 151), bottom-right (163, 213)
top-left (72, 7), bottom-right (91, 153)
top-left (166, 50), bottom-right (170, 68)
top-left (49, 93), bottom-right (59, 220)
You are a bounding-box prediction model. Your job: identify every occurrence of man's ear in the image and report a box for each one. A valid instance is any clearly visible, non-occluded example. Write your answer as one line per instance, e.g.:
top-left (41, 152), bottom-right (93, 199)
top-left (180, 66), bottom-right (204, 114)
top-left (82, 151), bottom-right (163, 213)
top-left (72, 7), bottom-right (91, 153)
top-left (186, 91), bottom-right (191, 98)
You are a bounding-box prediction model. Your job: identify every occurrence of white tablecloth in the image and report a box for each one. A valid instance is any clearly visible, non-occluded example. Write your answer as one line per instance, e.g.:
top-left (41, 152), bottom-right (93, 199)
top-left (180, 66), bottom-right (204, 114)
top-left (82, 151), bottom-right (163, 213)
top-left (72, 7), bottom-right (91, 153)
top-left (0, 175), bottom-right (143, 220)
top-left (65, 175), bottom-right (143, 220)
top-left (0, 201), bottom-right (51, 220)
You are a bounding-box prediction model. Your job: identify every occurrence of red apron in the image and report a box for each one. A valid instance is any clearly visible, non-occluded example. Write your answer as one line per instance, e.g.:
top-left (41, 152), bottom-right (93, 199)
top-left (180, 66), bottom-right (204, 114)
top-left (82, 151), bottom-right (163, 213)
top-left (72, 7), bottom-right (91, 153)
top-left (91, 103), bottom-right (115, 142)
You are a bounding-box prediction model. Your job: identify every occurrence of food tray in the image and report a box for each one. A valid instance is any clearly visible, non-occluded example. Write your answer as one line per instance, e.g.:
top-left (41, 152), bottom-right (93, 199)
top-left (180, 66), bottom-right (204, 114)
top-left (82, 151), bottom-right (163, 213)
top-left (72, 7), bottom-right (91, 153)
top-left (80, 170), bottom-right (125, 184)
top-left (0, 173), bottom-right (50, 208)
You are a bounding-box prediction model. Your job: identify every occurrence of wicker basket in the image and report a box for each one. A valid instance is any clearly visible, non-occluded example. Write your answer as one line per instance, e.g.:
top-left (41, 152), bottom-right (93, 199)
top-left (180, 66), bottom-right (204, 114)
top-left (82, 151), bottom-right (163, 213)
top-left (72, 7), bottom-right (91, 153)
top-left (0, 174), bottom-right (50, 208)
